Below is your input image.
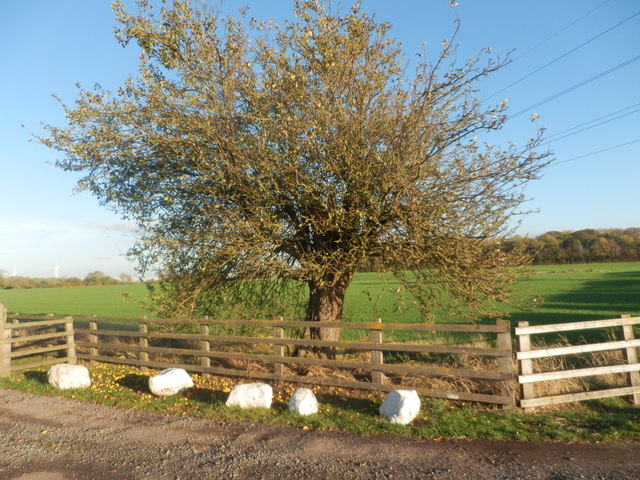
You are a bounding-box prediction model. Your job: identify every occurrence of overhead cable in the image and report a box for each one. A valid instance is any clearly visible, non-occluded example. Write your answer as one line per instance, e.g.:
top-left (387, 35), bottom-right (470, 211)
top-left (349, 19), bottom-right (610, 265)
top-left (545, 102), bottom-right (640, 140)
top-left (548, 107), bottom-right (640, 143)
top-left (485, 8), bottom-right (640, 101)
top-left (509, 54), bottom-right (640, 119)
top-left (512, 0), bottom-right (610, 62)
top-left (552, 138), bottom-right (640, 166)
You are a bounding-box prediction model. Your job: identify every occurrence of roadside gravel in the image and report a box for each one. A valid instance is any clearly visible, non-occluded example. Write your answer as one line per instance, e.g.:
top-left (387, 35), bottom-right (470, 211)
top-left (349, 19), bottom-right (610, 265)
top-left (1, 389), bottom-right (639, 480)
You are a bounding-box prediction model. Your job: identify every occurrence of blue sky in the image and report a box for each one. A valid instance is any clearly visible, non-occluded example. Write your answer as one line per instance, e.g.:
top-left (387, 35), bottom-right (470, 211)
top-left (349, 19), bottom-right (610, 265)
top-left (1, 0), bottom-right (638, 279)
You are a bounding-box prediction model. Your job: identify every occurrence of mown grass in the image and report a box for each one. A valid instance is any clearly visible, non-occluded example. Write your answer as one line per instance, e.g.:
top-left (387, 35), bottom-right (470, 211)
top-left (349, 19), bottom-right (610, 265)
top-left (0, 284), bottom-right (150, 317)
top-left (1, 263), bottom-right (638, 324)
top-left (1, 362), bottom-right (638, 442)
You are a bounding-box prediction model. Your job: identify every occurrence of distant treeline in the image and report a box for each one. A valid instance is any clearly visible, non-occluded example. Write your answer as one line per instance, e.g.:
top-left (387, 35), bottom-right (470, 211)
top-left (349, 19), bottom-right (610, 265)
top-left (4, 228), bottom-right (639, 288)
top-left (356, 228), bottom-right (640, 272)
top-left (500, 228), bottom-right (640, 265)
top-left (0, 271), bottom-right (136, 290)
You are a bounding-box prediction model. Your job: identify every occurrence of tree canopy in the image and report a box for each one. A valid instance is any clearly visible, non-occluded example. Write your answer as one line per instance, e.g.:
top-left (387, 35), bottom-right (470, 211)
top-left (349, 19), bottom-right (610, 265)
top-left (40, 0), bottom-right (551, 340)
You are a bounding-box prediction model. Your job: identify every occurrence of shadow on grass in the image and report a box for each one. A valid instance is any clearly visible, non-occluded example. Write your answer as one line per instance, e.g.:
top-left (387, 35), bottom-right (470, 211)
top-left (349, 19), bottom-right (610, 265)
top-left (23, 371), bottom-right (48, 384)
top-left (315, 392), bottom-right (379, 415)
top-left (116, 373), bottom-right (150, 393)
top-left (510, 269), bottom-right (640, 327)
top-left (184, 387), bottom-right (226, 404)
top-left (581, 398), bottom-right (640, 417)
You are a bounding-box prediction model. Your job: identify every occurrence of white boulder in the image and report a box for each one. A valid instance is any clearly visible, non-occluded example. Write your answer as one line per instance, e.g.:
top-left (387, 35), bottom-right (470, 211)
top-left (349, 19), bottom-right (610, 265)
top-left (226, 383), bottom-right (272, 409)
top-left (289, 388), bottom-right (319, 415)
top-left (148, 368), bottom-right (194, 396)
top-left (379, 390), bottom-right (421, 425)
top-left (48, 364), bottom-right (91, 390)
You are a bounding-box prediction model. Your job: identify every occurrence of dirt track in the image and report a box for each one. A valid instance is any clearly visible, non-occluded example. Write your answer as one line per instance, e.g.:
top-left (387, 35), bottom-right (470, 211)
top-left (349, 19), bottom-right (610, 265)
top-left (1, 389), bottom-right (639, 480)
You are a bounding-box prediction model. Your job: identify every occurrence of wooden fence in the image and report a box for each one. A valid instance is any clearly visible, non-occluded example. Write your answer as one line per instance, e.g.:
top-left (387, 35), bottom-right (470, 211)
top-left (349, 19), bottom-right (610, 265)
top-left (516, 315), bottom-right (640, 410)
top-left (0, 305), bottom-right (514, 406)
top-left (6, 297), bottom-right (639, 410)
top-left (0, 305), bottom-right (77, 377)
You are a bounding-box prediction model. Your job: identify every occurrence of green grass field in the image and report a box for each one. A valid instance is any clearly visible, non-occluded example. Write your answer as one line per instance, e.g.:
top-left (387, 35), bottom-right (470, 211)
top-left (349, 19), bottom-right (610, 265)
top-left (1, 262), bottom-right (639, 326)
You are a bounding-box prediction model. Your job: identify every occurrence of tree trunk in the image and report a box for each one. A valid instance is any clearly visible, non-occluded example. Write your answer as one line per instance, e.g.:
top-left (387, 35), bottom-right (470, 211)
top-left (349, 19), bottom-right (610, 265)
top-left (304, 274), bottom-right (352, 359)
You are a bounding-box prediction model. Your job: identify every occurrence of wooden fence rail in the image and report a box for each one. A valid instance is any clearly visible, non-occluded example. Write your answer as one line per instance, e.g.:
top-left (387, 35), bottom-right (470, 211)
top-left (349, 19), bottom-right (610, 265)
top-left (516, 315), bottom-right (640, 410)
top-left (72, 316), bottom-right (514, 406)
top-left (0, 307), bottom-right (76, 377)
top-left (4, 299), bottom-right (640, 410)
top-left (1, 305), bottom-right (513, 406)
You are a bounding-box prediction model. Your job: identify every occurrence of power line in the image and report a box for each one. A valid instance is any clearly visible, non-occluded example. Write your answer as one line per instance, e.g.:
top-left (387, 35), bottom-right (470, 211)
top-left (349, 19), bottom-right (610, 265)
top-left (509, 54), bottom-right (640, 119)
top-left (547, 106), bottom-right (640, 143)
top-left (545, 102), bottom-right (640, 140)
top-left (552, 138), bottom-right (640, 167)
top-left (512, 0), bottom-right (610, 62)
top-left (485, 9), bottom-right (640, 101)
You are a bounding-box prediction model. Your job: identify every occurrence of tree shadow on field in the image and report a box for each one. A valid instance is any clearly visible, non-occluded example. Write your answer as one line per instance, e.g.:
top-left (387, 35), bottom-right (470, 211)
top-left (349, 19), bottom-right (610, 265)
top-left (509, 269), bottom-right (640, 327)
top-left (315, 392), bottom-right (379, 416)
top-left (116, 373), bottom-right (150, 393)
top-left (23, 370), bottom-right (48, 384)
top-left (184, 387), bottom-right (227, 404)
top-left (582, 399), bottom-right (640, 417)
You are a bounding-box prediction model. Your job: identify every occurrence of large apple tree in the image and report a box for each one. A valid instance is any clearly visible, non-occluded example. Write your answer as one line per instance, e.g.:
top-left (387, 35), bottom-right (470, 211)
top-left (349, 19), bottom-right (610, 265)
top-left (41, 0), bottom-right (550, 351)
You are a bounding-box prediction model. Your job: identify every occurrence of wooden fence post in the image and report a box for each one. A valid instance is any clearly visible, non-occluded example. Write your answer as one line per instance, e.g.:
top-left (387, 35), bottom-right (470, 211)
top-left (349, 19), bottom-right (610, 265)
top-left (200, 318), bottom-right (211, 379)
top-left (516, 321), bottom-right (535, 410)
top-left (619, 314), bottom-right (640, 406)
top-left (0, 303), bottom-right (10, 378)
top-left (273, 316), bottom-right (285, 379)
top-left (139, 318), bottom-right (149, 371)
top-left (370, 318), bottom-right (385, 385)
top-left (496, 319), bottom-right (515, 409)
top-left (64, 316), bottom-right (76, 364)
top-left (89, 316), bottom-right (98, 364)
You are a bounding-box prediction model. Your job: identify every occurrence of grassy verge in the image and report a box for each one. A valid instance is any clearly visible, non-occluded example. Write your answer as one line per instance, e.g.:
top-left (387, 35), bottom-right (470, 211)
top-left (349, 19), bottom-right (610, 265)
top-left (1, 362), bottom-right (638, 442)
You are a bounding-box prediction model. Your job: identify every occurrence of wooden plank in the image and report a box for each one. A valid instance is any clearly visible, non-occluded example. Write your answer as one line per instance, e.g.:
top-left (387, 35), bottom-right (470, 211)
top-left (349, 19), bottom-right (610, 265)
top-left (515, 317), bottom-right (640, 336)
top-left (273, 318), bottom-right (284, 379)
top-left (200, 322), bottom-right (211, 379)
top-left (7, 331), bottom-right (69, 344)
top-left (620, 315), bottom-right (640, 406)
top-left (6, 318), bottom-right (73, 329)
top-left (10, 357), bottom-right (70, 372)
top-left (496, 319), bottom-right (515, 409)
top-left (1, 305), bottom-right (10, 378)
top-left (139, 321), bottom-right (149, 371)
top-left (75, 340), bottom-right (509, 380)
top-left (516, 321), bottom-right (536, 410)
top-left (64, 317), bottom-right (76, 364)
top-left (10, 344), bottom-right (68, 358)
top-left (516, 338), bottom-right (640, 360)
top-left (370, 318), bottom-right (385, 384)
top-left (89, 319), bottom-right (98, 364)
top-left (519, 363), bottom-right (640, 384)
top-left (72, 315), bottom-right (508, 333)
top-left (77, 354), bottom-right (510, 405)
top-left (520, 386), bottom-right (640, 408)
top-left (74, 328), bottom-right (509, 358)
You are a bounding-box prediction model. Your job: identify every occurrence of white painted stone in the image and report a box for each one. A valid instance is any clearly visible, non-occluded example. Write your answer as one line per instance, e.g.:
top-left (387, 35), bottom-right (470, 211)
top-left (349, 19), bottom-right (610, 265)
top-left (225, 383), bottom-right (273, 409)
top-left (289, 388), bottom-right (319, 415)
top-left (148, 368), bottom-right (194, 396)
top-left (379, 390), bottom-right (421, 425)
top-left (48, 364), bottom-right (91, 390)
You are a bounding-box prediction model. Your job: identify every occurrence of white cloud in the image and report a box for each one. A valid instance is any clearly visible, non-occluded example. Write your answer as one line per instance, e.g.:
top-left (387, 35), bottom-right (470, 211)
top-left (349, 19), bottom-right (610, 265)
top-left (90, 221), bottom-right (139, 233)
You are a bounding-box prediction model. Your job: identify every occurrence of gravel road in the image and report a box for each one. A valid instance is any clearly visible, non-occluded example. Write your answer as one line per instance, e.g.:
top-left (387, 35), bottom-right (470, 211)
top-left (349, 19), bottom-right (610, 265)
top-left (1, 389), bottom-right (639, 480)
